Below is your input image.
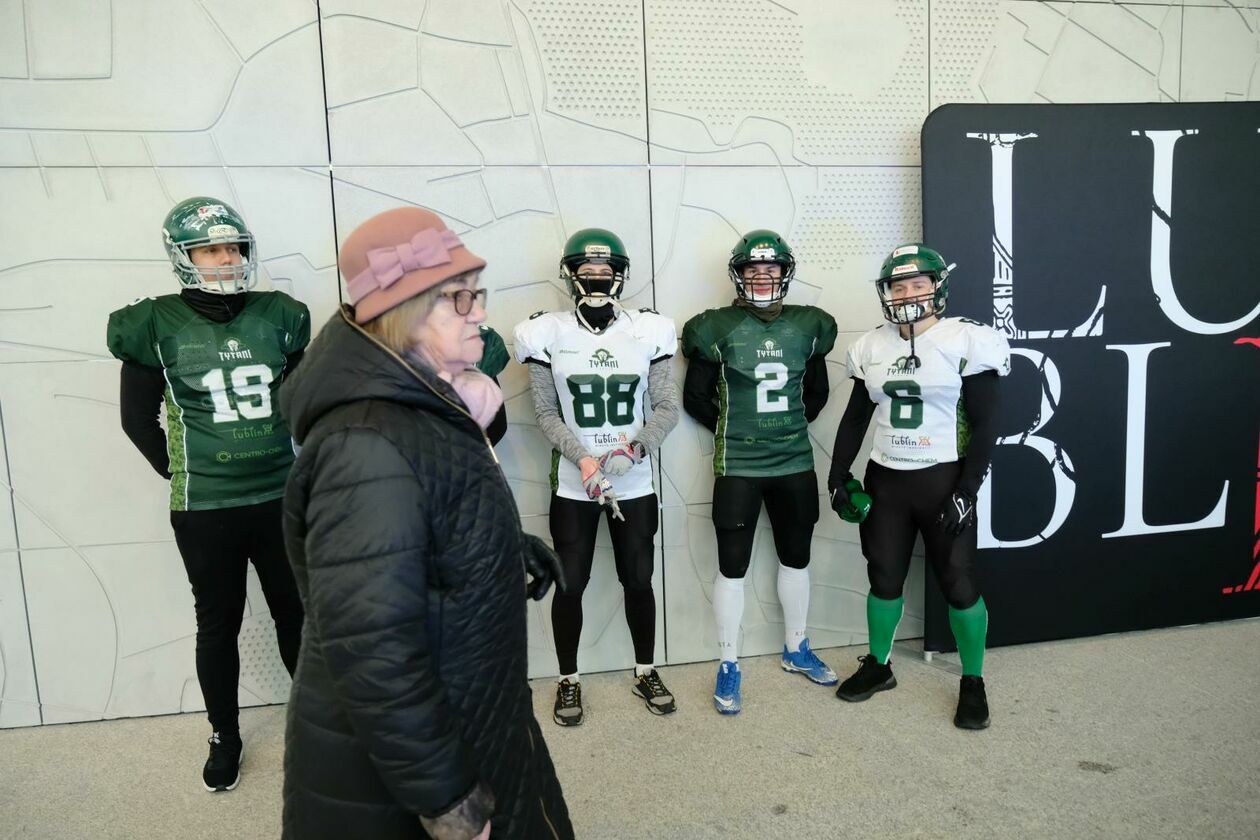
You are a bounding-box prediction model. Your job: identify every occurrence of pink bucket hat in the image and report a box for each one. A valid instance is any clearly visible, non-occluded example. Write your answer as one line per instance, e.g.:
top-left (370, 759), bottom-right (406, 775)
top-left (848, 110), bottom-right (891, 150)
top-left (339, 207), bottom-right (486, 324)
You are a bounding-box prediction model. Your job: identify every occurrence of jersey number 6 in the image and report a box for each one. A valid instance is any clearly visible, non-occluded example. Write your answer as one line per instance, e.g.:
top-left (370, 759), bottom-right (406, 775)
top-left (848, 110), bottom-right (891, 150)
top-left (882, 379), bottom-right (923, 429)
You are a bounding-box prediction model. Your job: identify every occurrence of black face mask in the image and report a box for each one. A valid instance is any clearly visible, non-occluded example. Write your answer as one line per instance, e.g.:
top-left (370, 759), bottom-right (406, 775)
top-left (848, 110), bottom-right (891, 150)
top-left (577, 300), bottom-right (617, 333)
top-left (180, 287), bottom-right (249, 323)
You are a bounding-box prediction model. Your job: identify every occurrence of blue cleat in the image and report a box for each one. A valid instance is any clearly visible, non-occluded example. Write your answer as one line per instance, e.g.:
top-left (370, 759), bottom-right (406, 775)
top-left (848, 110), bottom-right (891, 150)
top-left (713, 660), bottom-right (742, 715)
top-left (781, 637), bottom-right (838, 685)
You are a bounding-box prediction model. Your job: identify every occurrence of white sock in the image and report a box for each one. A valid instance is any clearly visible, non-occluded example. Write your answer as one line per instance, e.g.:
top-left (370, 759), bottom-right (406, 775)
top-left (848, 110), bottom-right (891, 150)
top-left (777, 564), bottom-right (810, 653)
top-left (713, 574), bottom-right (745, 662)
top-left (559, 672), bottom-right (579, 684)
top-left (634, 664), bottom-right (654, 677)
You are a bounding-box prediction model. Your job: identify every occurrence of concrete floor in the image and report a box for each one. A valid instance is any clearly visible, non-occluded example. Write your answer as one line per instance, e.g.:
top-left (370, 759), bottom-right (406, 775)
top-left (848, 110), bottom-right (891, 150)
top-left (2, 619), bottom-right (1258, 839)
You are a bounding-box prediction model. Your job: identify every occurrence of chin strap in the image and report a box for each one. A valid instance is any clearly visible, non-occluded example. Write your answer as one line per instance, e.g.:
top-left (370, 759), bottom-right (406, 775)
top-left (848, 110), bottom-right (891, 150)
top-left (906, 320), bottom-right (921, 371)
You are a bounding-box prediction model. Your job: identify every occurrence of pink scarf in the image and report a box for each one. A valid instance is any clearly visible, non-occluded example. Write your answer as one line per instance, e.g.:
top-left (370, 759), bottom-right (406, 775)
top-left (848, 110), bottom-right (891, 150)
top-left (438, 368), bottom-right (504, 429)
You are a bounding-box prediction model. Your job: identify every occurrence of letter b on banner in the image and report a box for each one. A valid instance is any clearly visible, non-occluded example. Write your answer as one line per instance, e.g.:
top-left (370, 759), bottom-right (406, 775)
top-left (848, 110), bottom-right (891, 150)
top-left (977, 349), bottom-right (1077, 548)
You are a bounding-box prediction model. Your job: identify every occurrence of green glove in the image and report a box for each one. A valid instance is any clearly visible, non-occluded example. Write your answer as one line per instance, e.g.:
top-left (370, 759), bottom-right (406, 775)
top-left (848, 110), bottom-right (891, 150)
top-left (829, 475), bottom-right (872, 524)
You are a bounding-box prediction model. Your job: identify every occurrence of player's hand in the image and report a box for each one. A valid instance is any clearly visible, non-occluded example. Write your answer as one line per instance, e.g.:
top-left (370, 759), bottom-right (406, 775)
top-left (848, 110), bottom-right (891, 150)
top-left (829, 472), bottom-right (872, 524)
top-left (597, 441), bottom-right (645, 476)
top-left (579, 457), bottom-right (626, 521)
top-left (936, 489), bottom-right (976, 535)
top-left (828, 471), bottom-right (853, 514)
top-left (522, 534), bottom-right (566, 601)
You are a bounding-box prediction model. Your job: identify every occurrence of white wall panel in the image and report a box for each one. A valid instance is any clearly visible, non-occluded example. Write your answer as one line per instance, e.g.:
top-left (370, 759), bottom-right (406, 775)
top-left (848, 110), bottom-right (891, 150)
top-left (0, 551), bottom-right (40, 728)
top-left (645, 0), bottom-right (928, 166)
top-left (931, 1), bottom-right (1182, 107)
top-left (1182, 5), bottom-right (1260, 101)
top-left (0, 0), bottom-right (325, 166)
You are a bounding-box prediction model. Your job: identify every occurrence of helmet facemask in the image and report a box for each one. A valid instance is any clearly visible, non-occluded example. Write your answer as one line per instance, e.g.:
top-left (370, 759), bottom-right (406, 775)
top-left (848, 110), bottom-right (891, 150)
top-left (729, 246), bottom-right (794, 308)
top-left (877, 272), bottom-right (947, 325)
top-left (563, 255), bottom-right (627, 334)
top-left (171, 234), bottom-right (258, 295)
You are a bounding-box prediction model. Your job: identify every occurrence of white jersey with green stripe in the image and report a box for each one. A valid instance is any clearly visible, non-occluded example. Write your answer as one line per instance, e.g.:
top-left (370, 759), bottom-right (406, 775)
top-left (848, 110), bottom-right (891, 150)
top-left (514, 308), bottom-right (676, 501)
top-left (846, 317), bottom-right (1011, 470)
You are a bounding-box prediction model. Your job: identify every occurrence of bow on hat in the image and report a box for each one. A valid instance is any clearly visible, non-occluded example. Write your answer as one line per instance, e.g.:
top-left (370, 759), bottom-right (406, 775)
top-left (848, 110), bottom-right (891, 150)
top-left (347, 227), bottom-right (465, 303)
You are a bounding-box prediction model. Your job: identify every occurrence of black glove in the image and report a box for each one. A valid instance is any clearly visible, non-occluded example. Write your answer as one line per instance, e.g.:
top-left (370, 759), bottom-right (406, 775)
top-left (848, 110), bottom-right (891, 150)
top-left (523, 534), bottom-right (566, 601)
top-left (936, 489), bottom-right (976, 535)
top-left (827, 471), bottom-right (852, 516)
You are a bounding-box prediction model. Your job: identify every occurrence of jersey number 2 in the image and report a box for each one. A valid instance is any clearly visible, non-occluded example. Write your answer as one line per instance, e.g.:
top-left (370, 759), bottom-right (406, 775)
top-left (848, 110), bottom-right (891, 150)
top-left (568, 374), bottom-right (639, 428)
top-left (202, 365), bottom-right (274, 423)
top-left (755, 362), bottom-right (789, 413)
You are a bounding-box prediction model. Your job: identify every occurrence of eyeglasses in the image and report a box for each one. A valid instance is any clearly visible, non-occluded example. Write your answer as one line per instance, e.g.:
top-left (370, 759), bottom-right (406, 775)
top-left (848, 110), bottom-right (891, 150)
top-left (438, 287), bottom-right (488, 316)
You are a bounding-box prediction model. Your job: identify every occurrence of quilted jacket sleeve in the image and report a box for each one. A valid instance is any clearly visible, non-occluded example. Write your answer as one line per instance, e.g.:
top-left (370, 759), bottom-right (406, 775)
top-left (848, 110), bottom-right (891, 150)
top-left (302, 426), bottom-right (481, 819)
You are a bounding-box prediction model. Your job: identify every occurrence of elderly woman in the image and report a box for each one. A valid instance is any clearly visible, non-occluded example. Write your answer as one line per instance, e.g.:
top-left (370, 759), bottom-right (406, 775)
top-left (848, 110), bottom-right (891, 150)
top-left (278, 207), bottom-right (572, 840)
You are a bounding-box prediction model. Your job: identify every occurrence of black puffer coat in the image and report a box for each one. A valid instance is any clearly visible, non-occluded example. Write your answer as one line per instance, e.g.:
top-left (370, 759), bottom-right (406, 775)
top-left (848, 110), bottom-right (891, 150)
top-left (278, 307), bottom-right (571, 840)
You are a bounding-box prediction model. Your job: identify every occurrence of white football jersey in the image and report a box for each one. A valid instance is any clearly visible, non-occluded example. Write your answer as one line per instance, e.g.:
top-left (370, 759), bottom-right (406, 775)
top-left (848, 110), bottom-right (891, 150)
top-left (514, 308), bottom-right (677, 501)
top-left (846, 317), bottom-right (1011, 470)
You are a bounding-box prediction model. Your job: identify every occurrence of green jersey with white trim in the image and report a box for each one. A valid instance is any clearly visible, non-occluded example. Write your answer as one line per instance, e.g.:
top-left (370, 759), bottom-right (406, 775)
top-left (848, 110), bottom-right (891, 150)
top-left (107, 292), bottom-right (310, 510)
top-left (682, 305), bottom-right (837, 477)
top-left (846, 317), bottom-right (1010, 470)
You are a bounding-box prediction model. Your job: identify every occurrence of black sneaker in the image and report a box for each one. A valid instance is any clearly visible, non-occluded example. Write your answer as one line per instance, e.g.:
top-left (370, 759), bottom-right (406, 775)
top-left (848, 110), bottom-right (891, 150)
top-left (203, 731), bottom-right (243, 792)
top-left (553, 678), bottom-right (583, 727)
top-left (631, 669), bottom-right (677, 716)
top-left (835, 654), bottom-right (897, 702)
top-left (954, 675), bottom-right (990, 730)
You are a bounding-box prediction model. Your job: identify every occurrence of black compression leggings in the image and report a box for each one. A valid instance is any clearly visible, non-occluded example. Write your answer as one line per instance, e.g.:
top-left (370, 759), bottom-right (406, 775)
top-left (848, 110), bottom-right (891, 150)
top-left (549, 494), bottom-right (659, 674)
top-left (169, 498), bottom-right (303, 734)
top-left (858, 461), bottom-right (981, 609)
top-left (712, 470), bottom-right (820, 578)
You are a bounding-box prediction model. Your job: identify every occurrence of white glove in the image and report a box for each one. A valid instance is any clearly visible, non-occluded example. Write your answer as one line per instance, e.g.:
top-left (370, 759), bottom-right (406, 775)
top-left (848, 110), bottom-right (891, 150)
top-left (597, 441), bottom-right (645, 477)
top-left (580, 459), bottom-right (626, 521)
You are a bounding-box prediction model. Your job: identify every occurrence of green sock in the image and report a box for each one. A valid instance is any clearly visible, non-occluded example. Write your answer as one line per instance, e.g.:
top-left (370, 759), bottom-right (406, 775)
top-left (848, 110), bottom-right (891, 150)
top-left (866, 593), bottom-right (904, 665)
top-left (949, 597), bottom-right (989, 676)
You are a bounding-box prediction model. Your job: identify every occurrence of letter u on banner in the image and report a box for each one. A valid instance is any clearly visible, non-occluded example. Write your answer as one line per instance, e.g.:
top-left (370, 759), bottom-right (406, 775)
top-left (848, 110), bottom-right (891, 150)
top-left (1134, 129), bottom-right (1260, 335)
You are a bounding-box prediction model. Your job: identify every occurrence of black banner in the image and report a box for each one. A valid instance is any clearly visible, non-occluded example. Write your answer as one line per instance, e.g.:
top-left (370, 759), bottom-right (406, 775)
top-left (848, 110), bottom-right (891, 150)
top-left (922, 103), bottom-right (1260, 650)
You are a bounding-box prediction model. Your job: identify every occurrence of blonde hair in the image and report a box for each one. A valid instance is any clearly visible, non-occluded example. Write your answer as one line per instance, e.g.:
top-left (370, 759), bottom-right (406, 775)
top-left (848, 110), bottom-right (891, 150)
top-left (359, 269), bottom-right (480, 358)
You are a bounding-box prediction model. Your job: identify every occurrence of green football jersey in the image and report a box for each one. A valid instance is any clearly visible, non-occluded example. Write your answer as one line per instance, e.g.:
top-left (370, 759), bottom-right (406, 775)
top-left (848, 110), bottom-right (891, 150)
top-left (477, 325), bottom-right (509, 379)
top-left (107, 292), bottom-right (310, 511)
top-left (682, 305), bottom-right (837, 477)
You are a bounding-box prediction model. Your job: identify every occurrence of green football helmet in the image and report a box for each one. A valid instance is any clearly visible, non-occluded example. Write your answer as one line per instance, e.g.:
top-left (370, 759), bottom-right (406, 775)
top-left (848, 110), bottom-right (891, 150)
top-left (875, 243), bottom-right (955, 324)
top-left (559, 227), bottom-right (629, 301)
top-left (162, 196), bottom-right (258, 294)
top-left (728, 229), bottom-right (795, 306)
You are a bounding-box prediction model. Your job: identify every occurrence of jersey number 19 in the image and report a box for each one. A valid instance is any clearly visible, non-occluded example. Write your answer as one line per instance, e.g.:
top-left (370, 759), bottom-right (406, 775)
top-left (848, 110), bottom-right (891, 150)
top-left (201, 365), bottom-right (275, 423)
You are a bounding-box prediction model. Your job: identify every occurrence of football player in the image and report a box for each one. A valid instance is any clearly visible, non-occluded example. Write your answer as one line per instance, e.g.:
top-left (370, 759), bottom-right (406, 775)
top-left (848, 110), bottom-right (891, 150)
top-left (514, 229), bottom-right (681, 726)
top-left (106, 197), bottom-right (310, 790)
top-left (828, 243), bottom-right (1009, 730)
top-left (681, 229), bottom-right (838, 715)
